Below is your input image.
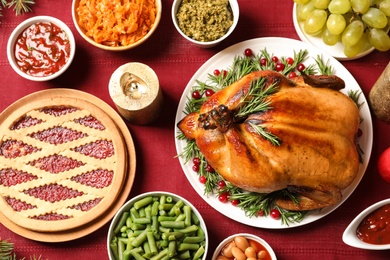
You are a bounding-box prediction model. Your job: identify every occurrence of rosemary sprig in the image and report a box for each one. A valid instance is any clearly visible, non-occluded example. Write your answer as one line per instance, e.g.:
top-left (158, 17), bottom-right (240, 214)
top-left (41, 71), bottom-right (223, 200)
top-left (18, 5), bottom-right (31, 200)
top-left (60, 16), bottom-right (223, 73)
top-left (235, 78), bottom-right (278, 121)
top-left (0, 0), bottom-right (34, 18)
top-left (0, 238), bottom-right (45, 260)
top-left (248, 122), bottom-right (281, 146)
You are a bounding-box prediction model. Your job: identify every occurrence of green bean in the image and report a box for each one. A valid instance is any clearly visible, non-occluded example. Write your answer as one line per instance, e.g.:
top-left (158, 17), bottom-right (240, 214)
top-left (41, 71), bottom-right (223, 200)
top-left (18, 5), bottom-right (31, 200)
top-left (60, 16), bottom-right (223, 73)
top-left (114, 211), bottom-right (130, 234)
top-left (134, 196), bottom-right (154, 210)
top-left (130, 207), bottom-right (140, 219)
top-left (177, 243), bottom-right (200, 251)
top-left (183, 206), bottom-right (191, 227)
top-left (182, 236), bottom-right (204, 244)
top-left (118, 238), bottom-right (127, 260)
top-left (131, 251), bottom-right (146, 260)
top-left (193, 245), bottom-right (205, 259)
top-left (159, 203), bottom-right (174, 211)
top-left (175, 213), bottom-right (186, 222)
top-left (161, 232), bottom-right (184, 240)
top-left (158, 216), bottom-right (176, 222)
top-left (151, 215), bottom-right (159, 233)
top-left (159, 195), bottom-right (167, 205)
top-left (131, 223), bottom-right (146, 230)
top-left (126, 215), bottom-right (133, 228)
top-left (168, 240), bottom-right (177, 257)
top-left (147, 231), bottom-right (158, 255)
top-left (160, 221), bottom-right (185, 229)
top-left (175, 224), bottom-right (198, 234)
top-left (110, 237), bottom-right (119, 260)
top-left (166, 196), bottom-right (173, 203)
top-left (177, 250), bottom-right (191, 259)
top-left (151, 201), bottom-right (160, 216)
top-left (133, 217), bottom-right (151, 224)
top-left (120, 226), bottom-right (127, 233)
top-left (131, 228), bottom-right (150, 247)
top-left (150, 248), bottom-right (169, 260)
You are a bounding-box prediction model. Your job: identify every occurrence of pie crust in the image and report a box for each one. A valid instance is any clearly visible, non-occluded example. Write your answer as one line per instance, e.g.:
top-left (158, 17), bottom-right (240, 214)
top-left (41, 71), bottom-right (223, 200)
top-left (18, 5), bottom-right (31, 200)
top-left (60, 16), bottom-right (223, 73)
top-left (0, 93), bottom-right (127, 232)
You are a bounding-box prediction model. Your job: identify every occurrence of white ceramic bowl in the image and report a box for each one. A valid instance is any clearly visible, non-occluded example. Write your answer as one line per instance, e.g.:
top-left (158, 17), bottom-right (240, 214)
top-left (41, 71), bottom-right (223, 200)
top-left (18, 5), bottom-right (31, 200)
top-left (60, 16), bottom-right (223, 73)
top-left (7, 16), bottom-right (76, 81)
top-left (72, 0), bottom-right (162, 51)
top-left (343, 198), bottom-right (390, 250)
top-left (107, 191), bottom-right (208, 260)
top-left (172, 0), bottom-right (239, 48)
top-left (212, 233), bottom-right (277, 260)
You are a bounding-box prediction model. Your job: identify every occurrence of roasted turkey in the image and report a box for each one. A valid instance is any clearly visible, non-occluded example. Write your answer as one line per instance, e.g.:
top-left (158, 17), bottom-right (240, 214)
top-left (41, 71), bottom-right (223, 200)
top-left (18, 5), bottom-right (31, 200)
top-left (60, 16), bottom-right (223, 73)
top-left (178, 70), bottom-right (360, 211)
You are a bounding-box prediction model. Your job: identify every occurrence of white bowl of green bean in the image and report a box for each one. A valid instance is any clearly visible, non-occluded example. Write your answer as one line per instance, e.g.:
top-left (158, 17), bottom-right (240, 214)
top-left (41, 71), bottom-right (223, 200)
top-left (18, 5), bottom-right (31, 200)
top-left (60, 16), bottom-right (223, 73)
top-left (107, 191), bottom-right (209, 260)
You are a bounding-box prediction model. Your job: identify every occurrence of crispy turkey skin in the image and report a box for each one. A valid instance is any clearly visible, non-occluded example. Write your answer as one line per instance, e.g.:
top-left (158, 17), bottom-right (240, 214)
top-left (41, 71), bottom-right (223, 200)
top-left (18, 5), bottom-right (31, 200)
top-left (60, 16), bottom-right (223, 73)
top-left (177, 70), bottom-right (360, 211)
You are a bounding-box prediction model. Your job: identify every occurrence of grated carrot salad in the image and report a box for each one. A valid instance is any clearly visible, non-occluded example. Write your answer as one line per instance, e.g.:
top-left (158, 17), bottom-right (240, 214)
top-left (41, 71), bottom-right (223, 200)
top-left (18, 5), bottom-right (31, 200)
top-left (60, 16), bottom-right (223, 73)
top-left (76, 0), bottom-right (157, 47)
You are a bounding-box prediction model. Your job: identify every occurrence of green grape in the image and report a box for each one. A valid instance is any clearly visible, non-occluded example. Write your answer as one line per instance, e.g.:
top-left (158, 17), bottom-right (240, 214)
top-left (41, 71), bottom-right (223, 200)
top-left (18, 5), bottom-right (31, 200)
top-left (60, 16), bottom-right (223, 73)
top-left (342, 20), bottom-right (365, 46)
top-left (296, 1), bottom-right (316, 21)
top-left (328, 0), bottom-right (351, 14)
top-left (350, 0), bottom-right (370, 14)
top-left (294, 0), bottom-right (311, 4)
top-left (362, 8), bottom-right (388, 29)
top-left (380, 0), bottom-right (390, 16)
top-left (304, 9), bottom-right (328, 35)
top-left (344, 33), bottom-right (369, 57)
top-left (368, 28), bottom-right (390, 51)
top-left (322, 27), bottom-right (341, 45)
top-left (313, 0), bottom-right (331, 9)
top-left (326, 13), bottom-right (346, 34)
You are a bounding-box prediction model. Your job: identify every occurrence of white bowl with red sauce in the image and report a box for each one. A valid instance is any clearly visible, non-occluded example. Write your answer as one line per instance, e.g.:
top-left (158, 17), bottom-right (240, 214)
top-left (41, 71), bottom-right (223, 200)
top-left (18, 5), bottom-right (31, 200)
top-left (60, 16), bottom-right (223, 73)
top-left (7, 16), bottom-right (75, 82)
top-left (343, 198), bottom-right (390, 250)
top-left (212, 233), bottom-right (277, 260)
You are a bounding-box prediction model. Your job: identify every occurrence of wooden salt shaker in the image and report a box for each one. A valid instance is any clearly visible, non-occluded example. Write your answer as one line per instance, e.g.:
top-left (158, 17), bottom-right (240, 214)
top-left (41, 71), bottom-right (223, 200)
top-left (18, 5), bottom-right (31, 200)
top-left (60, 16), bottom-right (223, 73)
top-left (109, 63), bottom-right (163, 125)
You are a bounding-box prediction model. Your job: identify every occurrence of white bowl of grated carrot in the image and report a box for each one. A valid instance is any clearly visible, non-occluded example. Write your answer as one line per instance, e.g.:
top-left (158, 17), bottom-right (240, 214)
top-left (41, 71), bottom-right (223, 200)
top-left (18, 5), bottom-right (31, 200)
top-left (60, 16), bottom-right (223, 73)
top-left (72, 0), bottom-right (162, 51)
top-left (107, 191), bottom-right (209, 260)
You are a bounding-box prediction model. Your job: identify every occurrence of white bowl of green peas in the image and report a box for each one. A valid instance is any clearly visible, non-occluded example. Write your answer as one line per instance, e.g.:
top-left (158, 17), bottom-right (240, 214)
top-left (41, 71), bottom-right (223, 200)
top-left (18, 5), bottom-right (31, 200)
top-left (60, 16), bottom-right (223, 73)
top-left (107, 191), bottom-right (209, 260)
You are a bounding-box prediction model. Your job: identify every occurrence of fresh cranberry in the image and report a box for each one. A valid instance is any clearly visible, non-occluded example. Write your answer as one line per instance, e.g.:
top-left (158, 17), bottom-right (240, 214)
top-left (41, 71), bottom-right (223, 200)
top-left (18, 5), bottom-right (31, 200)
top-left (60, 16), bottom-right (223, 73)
top-left (297, 63), bottom-right (305, 72)
top-left (213, 69), bottom-right (221, 76)
top-left (192, 90), bottom-right (202, 100)
top-left (199, 175), bottom-right (206, 184)
top-left (271, 56), bottom-right (279, 63)
top-left (193, 157), bottom-right (201, 166)
top-left (231, 199), bottom-right (239, 206)
top-left (275, 63), bottom-right (285, 71)
top-left (218, 192), bottom-right (229, 203)
top-left (288, 72), bottom-right (297, 78)
top-left (260, 58), bottom-right (267, 66)
top-left (205, 164), bottom-right (214, 173)
top-left (217, 180), bottom-right (226, 188)
top-left (192, 164), bottom-right (199, 172)
top-left (205, 89), bottom-right (215, 97)
top-left (270, 209), bottom-right (281, 219)
top-left (244, 48), bottom-right (253, 57)
top-left (286, 57), bottom-right (294, 65)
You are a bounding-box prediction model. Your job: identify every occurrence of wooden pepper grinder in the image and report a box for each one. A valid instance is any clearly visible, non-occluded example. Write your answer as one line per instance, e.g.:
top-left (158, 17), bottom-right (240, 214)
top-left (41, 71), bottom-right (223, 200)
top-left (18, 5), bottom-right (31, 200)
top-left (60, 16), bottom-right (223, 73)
top-left (109, 63), bottom-right (163, 125)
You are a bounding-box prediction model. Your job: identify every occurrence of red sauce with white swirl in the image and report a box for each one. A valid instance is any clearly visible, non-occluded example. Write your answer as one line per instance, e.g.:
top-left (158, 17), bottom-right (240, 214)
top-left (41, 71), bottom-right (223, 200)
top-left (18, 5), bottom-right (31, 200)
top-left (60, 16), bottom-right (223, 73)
top-left (14, 21), bottom-right (71, 77)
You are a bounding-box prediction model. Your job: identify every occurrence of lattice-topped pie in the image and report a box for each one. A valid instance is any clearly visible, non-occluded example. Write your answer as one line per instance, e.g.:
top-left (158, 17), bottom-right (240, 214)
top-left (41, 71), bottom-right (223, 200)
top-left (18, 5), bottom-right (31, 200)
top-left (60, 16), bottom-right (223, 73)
top-left (0, 96), bottom-right (127, 232)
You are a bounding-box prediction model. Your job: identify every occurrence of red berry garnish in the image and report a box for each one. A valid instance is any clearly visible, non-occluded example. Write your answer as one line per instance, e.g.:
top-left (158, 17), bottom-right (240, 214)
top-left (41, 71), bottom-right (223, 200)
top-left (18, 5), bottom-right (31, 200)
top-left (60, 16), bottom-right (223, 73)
top-left (199, 175), bottom-right (206, 184)
top-left (222, 70), bottom-right (227, 78)
top-left (205, 89), bottom-right (215, 97)
top-left (272, 56), bottom-right (279, 63)
top-left (217, 180), bottom-right (226, 188)
top-left (193, 157), bottom-right (201, 166)
top-left (275, 63), bottom-right (285, 71)
top-left (213, 69), bottom-right (221, 76)
top-left (286, 57), bottom-right (294, 65)
top-left (270, 209), bottom-right (281, 219)
top-left (260, 58), bottom-right (267, 66)
top-left (218, 192), bottom-right (229, 203)
top-left (192, 164), bottom-right (199, 172)
top-left (244, 48), bottom-right (253, 57)
top-left (206, 164), bottom-right (214, 173)
top-left (192, 90), bottom-right (201, 99)
top-left (288, 72), bottom-right (297, 78)
top-left (257, 210), bottom-right (265, 216)
top-left (297, 63), bottom-right (305, 72)
top-left (231, 199), bottom-right (239, 206)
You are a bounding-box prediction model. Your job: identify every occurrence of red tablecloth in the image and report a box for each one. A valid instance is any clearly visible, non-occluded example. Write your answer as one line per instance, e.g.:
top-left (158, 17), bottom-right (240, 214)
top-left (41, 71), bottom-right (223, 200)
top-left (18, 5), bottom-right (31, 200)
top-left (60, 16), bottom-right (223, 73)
top-left (1, 0), bottom-right (390, 259)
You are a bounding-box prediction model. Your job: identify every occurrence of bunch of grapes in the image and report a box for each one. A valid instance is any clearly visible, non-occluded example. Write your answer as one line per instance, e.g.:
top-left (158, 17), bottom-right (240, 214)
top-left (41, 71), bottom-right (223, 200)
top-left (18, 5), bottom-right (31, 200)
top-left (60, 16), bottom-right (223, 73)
top-left (295, 0), bottom-right (390, 57)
